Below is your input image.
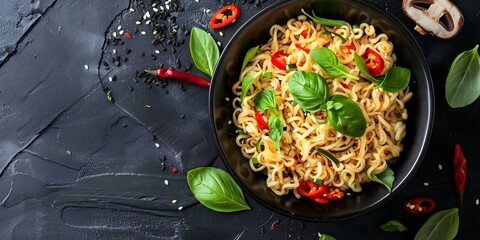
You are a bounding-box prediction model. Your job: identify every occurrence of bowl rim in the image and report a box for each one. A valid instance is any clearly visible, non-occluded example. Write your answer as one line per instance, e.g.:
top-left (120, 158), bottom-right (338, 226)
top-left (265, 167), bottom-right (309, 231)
top-left (208, 0), bottom-right (435, 221)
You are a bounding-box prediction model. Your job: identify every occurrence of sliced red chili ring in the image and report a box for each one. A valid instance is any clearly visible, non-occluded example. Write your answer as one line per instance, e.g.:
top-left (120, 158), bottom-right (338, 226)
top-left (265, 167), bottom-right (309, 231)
top-left (209, 4), bottom-right (241, 29)
top-left (298, 180), bottom-right (331, 204)
top-left (300, 31), bottom-right (308, 38)
top-left (362, 48), bottom-right (385, 76)
top-left (403, 197), bottom-right (436, 214)
top-left (271, 51), bottom-right (288, 70)
top-left (254, 111), bottom-right (268, 130)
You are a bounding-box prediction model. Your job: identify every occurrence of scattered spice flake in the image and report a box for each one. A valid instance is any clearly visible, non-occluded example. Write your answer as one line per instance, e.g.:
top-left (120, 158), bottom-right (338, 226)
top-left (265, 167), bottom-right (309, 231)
top-left (178, 206), bottom-right (183, 211)
top-left (129, 8), bottom-right (135, 12)
top-left (66, 150), bottom-right (72, 155)
top-left (270, 219), bottom-right (281, 231)
top-left (172, 199), bottom-right (177, 204)
top-left (141, 31), bottom-right (147, 35)
top-left (219, 31), bottom-right (224, 37)
top-left (106, 90), bottom-right (113, 101)
top-left (84, 65), bottom-right (89, 70)
top-left (171, 167), bottom-right (178, 173)
top-left (225, 97), bottom-right (230, 101)
top-left (164, 179), bottom-right (169, 185)
top-left (423, 182), bottom-right (429, 186)
top-left (216, 41), bottom-right (221, 47)
top-left (125, 32), bottom-right (131, 39)
top-left (438, 164), bottom-right (443, 170)
top-left (117, 25), bottom-right (122, 31)
top-left (145, 104), bottom-right (151, 108)
top-left (155, 143), bottom-right (160, 148)
top-left (228, 120), bottom-right (232, 124)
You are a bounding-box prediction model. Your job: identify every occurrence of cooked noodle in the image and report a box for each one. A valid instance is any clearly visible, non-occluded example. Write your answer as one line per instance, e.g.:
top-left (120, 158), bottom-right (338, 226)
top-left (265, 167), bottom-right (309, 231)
top-left (232, 16), bottom-right (412, 198)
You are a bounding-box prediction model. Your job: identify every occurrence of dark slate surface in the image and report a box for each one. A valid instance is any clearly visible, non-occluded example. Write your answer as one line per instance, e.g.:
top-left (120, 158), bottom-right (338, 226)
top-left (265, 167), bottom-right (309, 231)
top-left (0, 0), bottom-right (479, 239)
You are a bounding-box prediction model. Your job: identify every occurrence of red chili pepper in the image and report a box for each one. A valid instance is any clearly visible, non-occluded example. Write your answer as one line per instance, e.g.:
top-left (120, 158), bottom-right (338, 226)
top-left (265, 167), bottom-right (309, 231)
top-left (271, 51), bottom-right (288, 70)
top-left (362, 48), bottom-right (385, 76)
top-left (344, 44), bottom-right (355, 53)
top-left (144, 68), bottom-right (210, 87)
top-left (324, 187), bottom-right (345, 200)
top-left (453, 144), bottom-right (467, 204)
top-left (255, 111), bottom-right (269, 130)
top-left (403, 197), bottom-right (436, 213)
top-left (300, 31), bottom-right (308, 38)
top-left (209, 4), bottom-right (241, 29)
top-left (298, 180), bottom-right (330, 204)
top-left (295, 44), bottom-right (310, 53)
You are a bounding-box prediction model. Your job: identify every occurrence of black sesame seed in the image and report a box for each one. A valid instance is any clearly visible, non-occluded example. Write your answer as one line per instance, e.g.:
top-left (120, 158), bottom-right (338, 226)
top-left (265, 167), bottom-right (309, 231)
top-left (126, 48), bottom-right (132, 54)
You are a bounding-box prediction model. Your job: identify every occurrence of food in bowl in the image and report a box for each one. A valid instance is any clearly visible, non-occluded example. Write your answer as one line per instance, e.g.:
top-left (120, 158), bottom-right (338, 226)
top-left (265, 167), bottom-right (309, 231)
top-left (231, 10), bottom-right (412, 204)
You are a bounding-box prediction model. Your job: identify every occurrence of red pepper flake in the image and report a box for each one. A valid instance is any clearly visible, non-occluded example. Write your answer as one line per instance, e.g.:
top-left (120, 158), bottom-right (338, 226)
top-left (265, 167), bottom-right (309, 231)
top-left (125, 32), bottom-right (132, 39)
top-left (270, 219), bottom-right (281, 231)
top-left (171, 167), bottom-right (178, 173)
top-left (341, 83), bottom-right (349, 89)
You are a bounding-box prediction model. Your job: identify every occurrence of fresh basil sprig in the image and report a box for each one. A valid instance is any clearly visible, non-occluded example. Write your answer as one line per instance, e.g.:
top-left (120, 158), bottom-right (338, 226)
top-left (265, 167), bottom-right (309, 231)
top-left (310, 48), bottom-right (359, 80)
top-left (301, 9), bottom-right (345, 27)
top-left (254, 89), bottom-right (279, 114)
top-left (380, 220), bottom-right (407, 232)
top-left (326, 95), bottom-right (366, 137)
top-left (445, 44), bottom-right (480, 108)
top-left (288, 71), bottom-right (329, 112)
top-left (414, 208), bottom-right (459, 240)
top-left (354, 53), bottom-right (410, 93)
top-left (241, 46), bottom-right (261, 72)
top-left (189, 27), bottom-right (219, 77)
top-left (268, 114), bottom-right (284, 150)
top-left (241, 73), bottom-right (261, 101)
top-left (187, 167), bottom-right (251, 212)
top-left (370, 167), bottom-right (395, 191)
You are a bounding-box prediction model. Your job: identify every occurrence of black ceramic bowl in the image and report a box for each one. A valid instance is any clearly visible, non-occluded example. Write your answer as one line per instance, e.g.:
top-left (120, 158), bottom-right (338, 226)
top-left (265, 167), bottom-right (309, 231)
top-left (209, 0), bottom-right (434, 221)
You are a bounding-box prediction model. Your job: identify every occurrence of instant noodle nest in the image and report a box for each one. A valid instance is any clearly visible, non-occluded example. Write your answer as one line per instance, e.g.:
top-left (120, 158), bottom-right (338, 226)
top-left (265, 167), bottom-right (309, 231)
top-left (209, 0), bottom-right (434, 221)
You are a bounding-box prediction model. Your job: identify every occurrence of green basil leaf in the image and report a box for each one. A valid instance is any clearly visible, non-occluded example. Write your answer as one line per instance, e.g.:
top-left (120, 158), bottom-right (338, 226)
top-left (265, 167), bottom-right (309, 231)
top-left (254, 89), bottom-right (278, 114)
top-left (445, 44), bottom-right (480, 108)
top-left (315, 148), bottom-right (340, 164)
top-left (189, 27), bottom-right (219, 77)
top-left (262, 71), bottom-right (272, 78)
top-left (370, 166), bottom-right (395, 192)
top-left (301, 9), bottom-right (345, 27)
top-left (288, 71), bottom-right (329, 113)
top-left (379, 67), bottom-right (411, 93)
top-left (241, 73), bottom-right (261, 101)
top-left (380, 220), bottom-right (407, 232)
top-left (268, 114), bottom-right (284, 150)
top-left (353, 53), bottom-right (381, 83)
top-left (326, 95), bottom-right (366, 137)
top-left (414, 208), bottom-right (459, 240)
top-left (310, 48), bottom-right (359, 80)
top-left (241, 46), bottom-right (261, 72)
top-left (319, 233), bottom-right (337, 240)
top-left (187, 167), bottom-right (251, 212)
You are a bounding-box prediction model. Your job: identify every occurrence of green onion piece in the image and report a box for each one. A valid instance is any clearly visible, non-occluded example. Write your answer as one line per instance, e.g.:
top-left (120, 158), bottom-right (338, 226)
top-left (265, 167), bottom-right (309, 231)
top-left (352, 24), bottom-right (359, 29)
top-left (323, 31), bottom-right (347, 43)
top-left (312, 178), bottom-right (324, 185)
top-left (286, 64), bottom-right (297, 72)
top-left (315, 148), bottom-right (340, 164)
top-left (256, 138), bottom-right (263, 152)
top-left (252, 157), bottom-right (259, 166)
top-left (236, 128), bottom-right (246, 135)
top-left (106, 90), bottom-right (113, 101)
top-left (301, 9), bottom-right (346, 27)
top-left (262, 71), bottom-right (273, 78)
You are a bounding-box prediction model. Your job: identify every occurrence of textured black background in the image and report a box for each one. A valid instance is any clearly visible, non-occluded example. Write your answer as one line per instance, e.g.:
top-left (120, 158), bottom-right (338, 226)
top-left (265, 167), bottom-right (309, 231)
top-left (0, 0), bottom-right (479, 239)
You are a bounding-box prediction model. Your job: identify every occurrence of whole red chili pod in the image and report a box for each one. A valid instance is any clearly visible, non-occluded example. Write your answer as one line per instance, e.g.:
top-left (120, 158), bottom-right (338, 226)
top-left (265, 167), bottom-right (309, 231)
top-left (453, 143), bottom-right (467, 205)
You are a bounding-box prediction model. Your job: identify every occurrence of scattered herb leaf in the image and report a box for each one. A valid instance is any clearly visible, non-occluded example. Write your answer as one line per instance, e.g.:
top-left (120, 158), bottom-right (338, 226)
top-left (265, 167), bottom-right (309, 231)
top-left (301, 9), bottom-right (345, 27)
top-left (189, 27), bottom-right (219, 77)
top-left (318, 233), bottom-right (337, 240)
top-left (241, 46), bottom-right (261, 72)
top-left (380, 220), bottom-right (407, 232)
top-left (241, 72), bottom-right (261, 101)
top-left (414, 208), bottom-right (459, 240)
top-left (370, 166), bottom-right (395, 191)
top-left (187, 167), bottom-right (251, 212)
top-left (268, 114), bottom-right (284, 150)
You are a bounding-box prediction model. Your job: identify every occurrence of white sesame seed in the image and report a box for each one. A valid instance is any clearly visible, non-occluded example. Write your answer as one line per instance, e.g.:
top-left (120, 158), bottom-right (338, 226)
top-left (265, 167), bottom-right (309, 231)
top-left (117, 25), bottom-right (122, 31)
top-left (228, 120), bottom-right (232, 124)
top-left (476, 199), bottom-right (479, 205)
top-left (172, 199), bottom-right (177, 204)
top-left (145, 11), bottom-right (150, 18)
top-left (409, 204), bottom-right (415, 209)
top-left (112, 32), bottom-right (117, 37)
top-left (178, 206), bottom-right (183, 211)
top-left (438, 164), bottom-right (443, 170)
top-left (219, 31), bottom-right (224, 37)
top-left (217, 41), bottom-right (221, 46)
top-left (225, 97), bottom-right (230, 101)
top-left (119, 30), bottom-right (124, 35)
top-left (203, 8), bottom-right (206, 13)
top-left (145, 20), bottom-right (151, 25)
top-left (112, 49), bottom-right (117, 54)
top-left (152, 3), bottom-right (157, 7)
top-left (206, 8), bottom-right (211, 13)
top-left (346, 192), bottom-right (351, 196)
top-left (406, 202), bottom-right (411, 207)
top-left (129, 8), bottom-right (135, 12)
top-left (141, 31), bottom-right (146, 35)
top-left (418, 207), bottom-right (423, 212)
top-left (84, 65), bottom-right (89, 70)
top-left (108, 77), bottom-right (113, 82)
top-left (155, 143), bottom-right (160, 148)
top-left (160, 6), bottom-right (164, 10)
top-left (165, 4), bottom-right (170, 10)
top-left (153, 7), bottom-right (158, 12)
top-left (232, 19), bottom-right (236, 23)
top-left (164, 180), bottom-right (169, 185)
top-left (136, 21), bottom-right (142, 25)
top-left (423, 182), bottom-right (429, 186)
top-left (195, 0), bottom-right (199, 2)
top-left (155, 50), bottom-right (160, 54)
